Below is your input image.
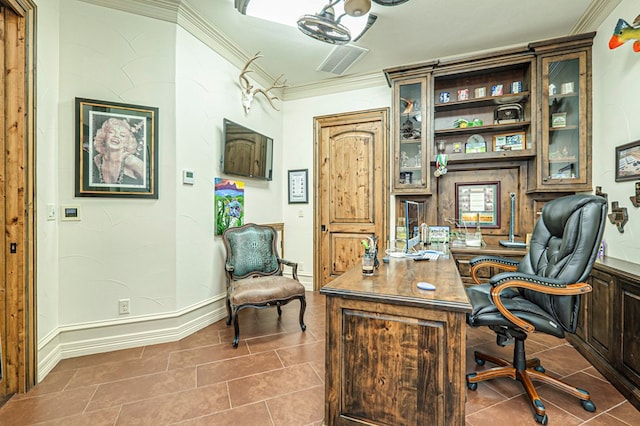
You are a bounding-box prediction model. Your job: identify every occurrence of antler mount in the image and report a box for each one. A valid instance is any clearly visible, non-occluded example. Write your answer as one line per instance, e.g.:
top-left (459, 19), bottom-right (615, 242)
top-left (239, 52), bottom-right (288, 114)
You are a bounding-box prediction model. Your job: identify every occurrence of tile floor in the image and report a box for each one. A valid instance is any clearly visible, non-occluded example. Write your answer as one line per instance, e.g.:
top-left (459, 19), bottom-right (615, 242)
top-left (1, 291), bottom-right (639, 425)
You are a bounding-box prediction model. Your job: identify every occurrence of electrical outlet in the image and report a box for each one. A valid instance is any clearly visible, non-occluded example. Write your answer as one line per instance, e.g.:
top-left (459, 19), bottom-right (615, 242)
top-left (118, 299), bottom-right (130, 315)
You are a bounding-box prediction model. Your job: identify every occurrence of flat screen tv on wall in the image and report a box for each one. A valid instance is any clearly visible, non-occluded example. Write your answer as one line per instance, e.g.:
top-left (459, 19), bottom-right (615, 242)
top-left (222, 119), bottom-right (273, 181)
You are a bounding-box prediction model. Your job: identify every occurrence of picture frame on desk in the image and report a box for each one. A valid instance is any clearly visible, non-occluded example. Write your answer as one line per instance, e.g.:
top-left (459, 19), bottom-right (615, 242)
top-left (615, 140), bottom-right (640, 182)
top-left (455, 181), bottom-right (500, 228)
top-left (493, 131), bottom-right (525, 151)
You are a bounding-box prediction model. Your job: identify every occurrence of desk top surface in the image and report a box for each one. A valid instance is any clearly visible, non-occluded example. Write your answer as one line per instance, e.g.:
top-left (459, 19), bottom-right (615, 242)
top-left (320, 254), bottom-right (472, 313)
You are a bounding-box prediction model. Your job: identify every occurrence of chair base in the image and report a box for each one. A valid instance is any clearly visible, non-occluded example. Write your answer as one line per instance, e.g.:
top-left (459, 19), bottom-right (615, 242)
top-left (466, 343), bottom-right (596, 424)
top-left (227, 296), bottom-right (306, 348)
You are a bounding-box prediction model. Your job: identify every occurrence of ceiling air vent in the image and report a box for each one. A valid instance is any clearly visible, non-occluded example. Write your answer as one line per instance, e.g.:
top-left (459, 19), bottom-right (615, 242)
top-left (317, 44), bottom-right (369, 75)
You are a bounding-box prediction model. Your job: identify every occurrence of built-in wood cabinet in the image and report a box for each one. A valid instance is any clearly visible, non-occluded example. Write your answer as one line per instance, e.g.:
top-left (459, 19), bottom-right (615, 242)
top-left (529, 34), bottom-right (593, 192)
top-left (385, 65), bottom-right (435, 194)
top-left (384, 33), bottom-right (595, 246)
top-left (431, 58), bottom-right (535, 165)
top-left (568, 258), bottom-right (640, 411)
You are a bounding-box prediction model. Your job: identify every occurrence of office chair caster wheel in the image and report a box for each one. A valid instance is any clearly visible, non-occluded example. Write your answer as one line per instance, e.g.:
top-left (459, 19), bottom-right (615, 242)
top-left (534, 365), bottom-right (545, 373)
top-left (466, 381), bottom-right (478, 391)
top-left (581, 399), bottom-right (596, 412)
top-left (534, 413), bottom-right (548, 425)
top-left (474, 358), bottom-right (485, 366)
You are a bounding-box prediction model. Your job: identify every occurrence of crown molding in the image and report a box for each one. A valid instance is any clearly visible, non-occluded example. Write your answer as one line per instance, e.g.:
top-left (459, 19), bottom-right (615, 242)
top-left (285, 72), bottom-right (387, 100)
top-left (571, 0), bottom-right (621, 34)
top-left (78, 0), bottom-right (181, 22)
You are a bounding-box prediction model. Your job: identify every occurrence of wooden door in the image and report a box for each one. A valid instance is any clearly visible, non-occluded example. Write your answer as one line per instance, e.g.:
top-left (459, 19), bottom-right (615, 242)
top-left (0, 0), bottom-right (36, 404)
top-left (314, 109), bottom-right (388, 289)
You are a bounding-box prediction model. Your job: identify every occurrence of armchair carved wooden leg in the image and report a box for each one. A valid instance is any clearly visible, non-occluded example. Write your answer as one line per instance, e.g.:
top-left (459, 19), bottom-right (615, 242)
top-left (298, 296), bottom-right (307, 332)
top-left (226, 297), bottom-right (232, 326)
top-left (232, 307), bottom-right (241, 348)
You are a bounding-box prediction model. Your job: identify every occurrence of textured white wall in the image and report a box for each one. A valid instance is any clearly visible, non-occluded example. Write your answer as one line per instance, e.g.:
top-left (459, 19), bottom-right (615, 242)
top-left (592, 0), bottom-right (640, 263)
top-left (36, 0), bottom-right (285, 374)
top-left (36, 0), bottom-right (62, 345)
top-left (56, 0), bottom-right (178, 324)
top-left (173, 26), bottom-right (285, 307)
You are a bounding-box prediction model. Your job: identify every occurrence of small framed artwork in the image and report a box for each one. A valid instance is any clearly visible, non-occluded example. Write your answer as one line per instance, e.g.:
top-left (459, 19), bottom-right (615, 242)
top-left (455, 181), bottom-right (501, 228)
top-left (493, 131), bottom-right (525, 151)
top-left (428, 226), bottom-right (450, 244)
top-left (615, 140), bottom-right (640, 182)
top-left (288, 169), bottom-right (308, 204)
top-left (75, 98), bottom-right (159, 198)
top-left (465, 134), bottom-right (486, 153)
top-left (551, 112), bottom-right (567, 128)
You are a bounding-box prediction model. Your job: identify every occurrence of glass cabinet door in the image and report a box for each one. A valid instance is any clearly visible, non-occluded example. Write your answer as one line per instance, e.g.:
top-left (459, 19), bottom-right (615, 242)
top-left (540, 52), bottom-right (590, 190)
top-left (392, 77), bottom-right (429, 193)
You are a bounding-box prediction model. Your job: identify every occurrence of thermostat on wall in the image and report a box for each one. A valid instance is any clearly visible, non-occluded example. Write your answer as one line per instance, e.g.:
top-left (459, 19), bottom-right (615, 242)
top-left (61, 205), bottom-right (81, 221)
top-left (182, 169), bottom-right (195, 185)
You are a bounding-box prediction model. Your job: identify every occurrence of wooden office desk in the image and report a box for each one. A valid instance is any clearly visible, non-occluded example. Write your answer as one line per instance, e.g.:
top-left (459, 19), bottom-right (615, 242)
top-left (320, 255), bottom-right (472, 425)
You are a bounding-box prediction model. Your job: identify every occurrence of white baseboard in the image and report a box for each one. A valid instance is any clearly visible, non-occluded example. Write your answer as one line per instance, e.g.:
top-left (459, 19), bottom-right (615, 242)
top-left (37, 295), bottom-right (228, 382)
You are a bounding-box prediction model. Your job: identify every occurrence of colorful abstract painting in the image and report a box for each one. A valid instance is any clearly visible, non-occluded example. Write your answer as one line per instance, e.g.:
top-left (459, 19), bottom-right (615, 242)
top-left (215, 178), bottom-right (245, 235)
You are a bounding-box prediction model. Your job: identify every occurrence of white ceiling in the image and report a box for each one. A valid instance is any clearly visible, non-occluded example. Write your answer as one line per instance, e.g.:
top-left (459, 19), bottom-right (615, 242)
top-left (183, 0), bottom-right (618, 89)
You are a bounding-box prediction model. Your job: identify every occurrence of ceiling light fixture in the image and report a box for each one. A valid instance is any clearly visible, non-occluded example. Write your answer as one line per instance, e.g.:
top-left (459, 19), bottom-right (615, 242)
top-left (297, 0), bottom-right (371, 44)
top-left (235, 0), bottom-right (376, 45)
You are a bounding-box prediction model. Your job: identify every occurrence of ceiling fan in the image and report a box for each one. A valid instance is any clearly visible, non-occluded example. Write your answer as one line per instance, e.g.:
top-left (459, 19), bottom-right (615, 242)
top-left (235, 0), bottom-right (411, 45)
top-left (297, 0), bottom-right (411, 44)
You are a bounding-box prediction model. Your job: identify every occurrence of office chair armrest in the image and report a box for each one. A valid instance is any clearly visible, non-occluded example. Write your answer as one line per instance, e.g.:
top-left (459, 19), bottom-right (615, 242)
top-left (280, 259), bottom-right (299, 281)
top-left (469, 256), bottom-right (520, 284)
top-left (489, 272), bottom-right (592, 332)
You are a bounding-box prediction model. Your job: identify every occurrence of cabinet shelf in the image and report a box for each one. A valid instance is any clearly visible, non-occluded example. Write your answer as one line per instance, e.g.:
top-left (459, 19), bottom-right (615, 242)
top-left (434, 121), bottom-right (531, 137)
top-left (400, 139), bottom-right (422, 144)
top-left (549, 125), bottom-right (578, 132)
top-left (434, 92), bottom-right (529, 112)
top-left (432, 149), bottom-right (535, 164)
top-left (399, 166), bottom-right (423, 172)
top-left (549, 156), bottom-right (577, 163)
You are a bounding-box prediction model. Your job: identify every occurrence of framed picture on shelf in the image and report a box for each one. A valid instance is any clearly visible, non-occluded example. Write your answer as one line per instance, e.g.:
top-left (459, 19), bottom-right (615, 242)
top-left (552, 112), bottom-right (567, 128)
top-left (615, 140), bottom-right (640, 182)
top-left (428, 226), bottom-right (450, 244)
top-left (288, 169), bottom-right (309, 203)
top-left (465, 134), bottom-right (486, 153)
top-left (493, 131), bottom-right (525, 151)
top-left (455, 181), bottom-right (501, 228)
top-left (75, 98), bottom-right (159, 198)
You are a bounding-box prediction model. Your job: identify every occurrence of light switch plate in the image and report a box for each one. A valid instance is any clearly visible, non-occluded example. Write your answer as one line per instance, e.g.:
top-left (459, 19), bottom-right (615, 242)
top-left (61, 205), bottom-right (81, 221)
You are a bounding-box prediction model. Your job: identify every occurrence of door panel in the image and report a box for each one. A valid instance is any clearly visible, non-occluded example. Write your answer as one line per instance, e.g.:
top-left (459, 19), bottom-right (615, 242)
top-left (0, 0), bottom-right (36, 404)
top-left (315, 109), bottom-right (388, 289)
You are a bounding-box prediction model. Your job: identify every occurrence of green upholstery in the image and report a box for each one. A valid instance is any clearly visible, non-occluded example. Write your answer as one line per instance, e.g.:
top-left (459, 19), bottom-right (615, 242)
top-left (225, 226), bottom-right (279, 278)
top-left (222, 223), bottom-right (306, 348)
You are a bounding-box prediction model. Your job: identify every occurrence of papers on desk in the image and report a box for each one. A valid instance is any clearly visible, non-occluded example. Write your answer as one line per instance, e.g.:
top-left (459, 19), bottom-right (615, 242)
top-left (403, 250), bottom-right (442, 260)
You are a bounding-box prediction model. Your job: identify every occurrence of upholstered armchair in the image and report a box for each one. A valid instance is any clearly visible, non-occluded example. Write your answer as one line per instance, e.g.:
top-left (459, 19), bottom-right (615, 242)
top-left (465, 194), bottom-right (607, 425)
top-left (222, 223), bottom-right (306, 348)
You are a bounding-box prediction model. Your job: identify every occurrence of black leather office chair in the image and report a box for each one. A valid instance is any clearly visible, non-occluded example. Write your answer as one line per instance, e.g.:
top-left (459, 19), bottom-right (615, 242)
top-left (465, 194), bottom-right (607, 425)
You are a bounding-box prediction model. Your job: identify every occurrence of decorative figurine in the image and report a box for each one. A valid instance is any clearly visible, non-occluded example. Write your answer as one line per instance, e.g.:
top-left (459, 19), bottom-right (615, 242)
top-left (631, 181), bottom-right (640, 207)
top-left (434, 141), bottom-right (448, 177)
top-left (608, 201), bottom-right (628, 233)
top-left (609, 15), bottom-right (640, 52)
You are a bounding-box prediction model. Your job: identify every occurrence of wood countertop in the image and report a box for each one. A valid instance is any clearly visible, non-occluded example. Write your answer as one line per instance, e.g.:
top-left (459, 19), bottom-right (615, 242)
top-left (320, 254), bottom-right (471, 313)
